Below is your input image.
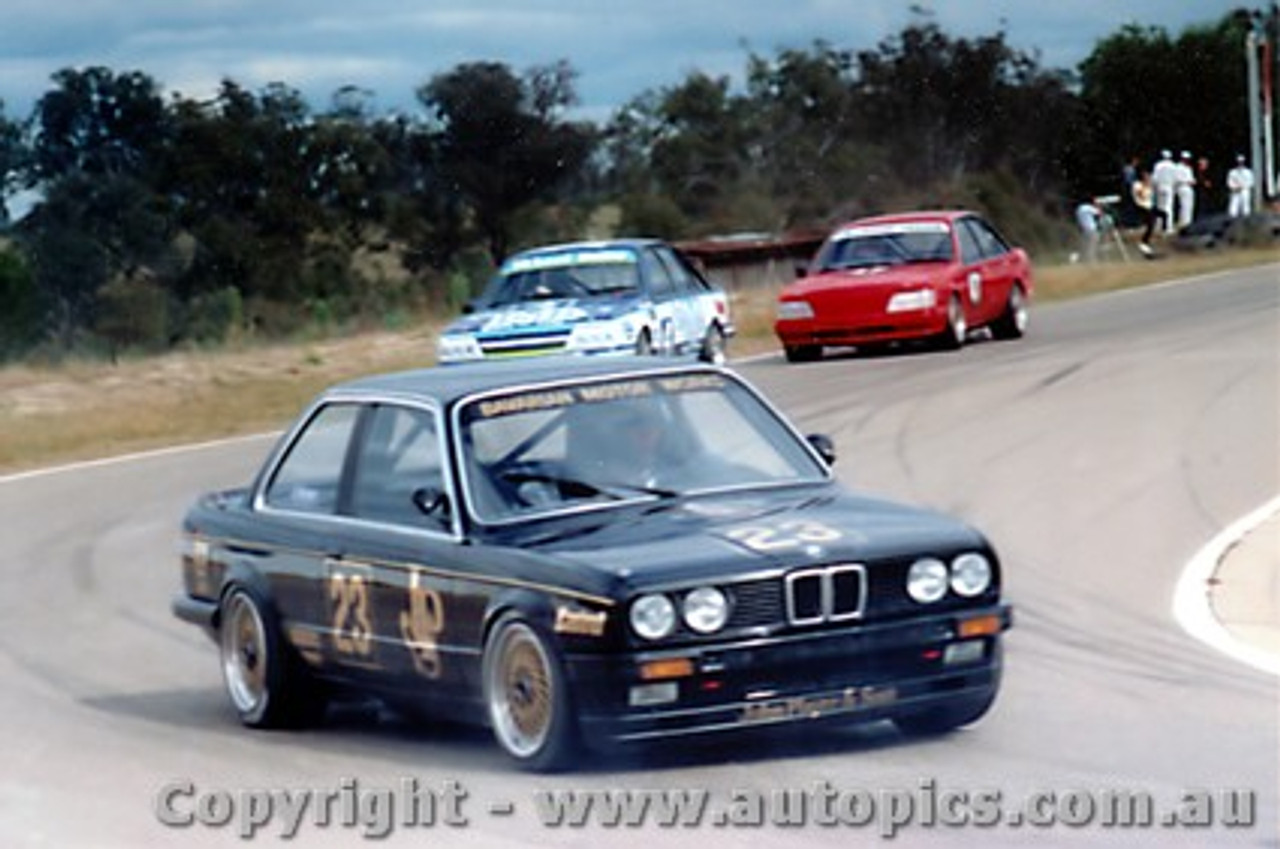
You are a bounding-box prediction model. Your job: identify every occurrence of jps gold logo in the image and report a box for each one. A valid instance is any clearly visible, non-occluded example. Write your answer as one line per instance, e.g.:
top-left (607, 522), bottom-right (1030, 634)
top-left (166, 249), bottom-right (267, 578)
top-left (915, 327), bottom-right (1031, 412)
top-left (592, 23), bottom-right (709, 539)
top-left (400, 570), bottom-right (446, 678)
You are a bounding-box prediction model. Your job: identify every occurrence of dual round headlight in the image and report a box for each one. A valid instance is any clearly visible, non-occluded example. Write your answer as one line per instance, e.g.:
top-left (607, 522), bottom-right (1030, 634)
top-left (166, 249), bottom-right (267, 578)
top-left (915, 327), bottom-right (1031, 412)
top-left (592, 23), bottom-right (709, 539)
top-left (630, 587), bottom-right (729, 640)
top-left (907, 553), bottom-right (992, 603)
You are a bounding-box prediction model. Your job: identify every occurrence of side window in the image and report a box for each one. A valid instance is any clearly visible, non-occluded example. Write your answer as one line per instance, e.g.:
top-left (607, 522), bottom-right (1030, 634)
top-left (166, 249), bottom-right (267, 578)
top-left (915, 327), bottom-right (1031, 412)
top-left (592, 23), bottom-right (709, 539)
top-left (972, 218), bottom-right (1011, 258)
top-left (641, 249), bottom-right (676, 300)
top-left (655, 247), bottom-right (707, 295)
top-left (955, 221), bottom-right (984, 266)
top-left (264, 403), bottom-right (360, 514)
top-left (349, 405), bottom-right (449, 529)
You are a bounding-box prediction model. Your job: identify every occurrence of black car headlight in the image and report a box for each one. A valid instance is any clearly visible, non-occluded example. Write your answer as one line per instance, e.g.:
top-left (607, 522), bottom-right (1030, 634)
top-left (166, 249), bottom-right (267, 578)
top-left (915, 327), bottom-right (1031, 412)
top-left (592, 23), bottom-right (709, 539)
top-left (907, 558), bottom-right (950, 603)
top-left (950, 553), bottom-right (992, 597)
top-left (630, 594), bottom-right (676, 640)
top-left (682, 586), bottom-right (729, 634)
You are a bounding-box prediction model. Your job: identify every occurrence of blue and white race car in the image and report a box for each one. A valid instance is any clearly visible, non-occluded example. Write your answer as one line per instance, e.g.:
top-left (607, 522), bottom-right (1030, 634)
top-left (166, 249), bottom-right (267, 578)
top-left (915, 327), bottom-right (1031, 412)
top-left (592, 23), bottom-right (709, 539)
top-left (436, 239), bottom-right (734, 364)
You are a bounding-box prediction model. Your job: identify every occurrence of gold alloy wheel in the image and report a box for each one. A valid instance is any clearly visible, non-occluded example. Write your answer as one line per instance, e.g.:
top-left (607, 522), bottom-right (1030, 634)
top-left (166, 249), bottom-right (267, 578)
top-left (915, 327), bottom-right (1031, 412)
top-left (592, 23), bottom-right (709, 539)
top-left (487, 621), bottom-right (554, 758)
top-left (221, 591), bottom-right (268, 716)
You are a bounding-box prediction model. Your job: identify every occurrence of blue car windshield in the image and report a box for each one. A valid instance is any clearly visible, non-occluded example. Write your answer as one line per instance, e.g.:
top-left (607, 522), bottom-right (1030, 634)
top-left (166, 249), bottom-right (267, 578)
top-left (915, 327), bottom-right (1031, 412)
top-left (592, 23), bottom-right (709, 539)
top-left (484, 256), bottom-right (640, 307)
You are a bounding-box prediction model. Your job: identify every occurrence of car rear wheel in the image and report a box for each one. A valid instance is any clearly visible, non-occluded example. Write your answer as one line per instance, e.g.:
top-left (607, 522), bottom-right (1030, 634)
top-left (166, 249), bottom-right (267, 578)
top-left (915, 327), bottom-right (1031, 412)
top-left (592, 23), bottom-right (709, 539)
top-left (219, 587), bottom-right (321, 728)
top-left (483, 615), bottom-right (578, 771)
top-left (991, 284), bottom-right (1029, 340)
top-left (784, 344), bottom-right (821, 363)
top-left (699, 324), bottom-right (727, 365)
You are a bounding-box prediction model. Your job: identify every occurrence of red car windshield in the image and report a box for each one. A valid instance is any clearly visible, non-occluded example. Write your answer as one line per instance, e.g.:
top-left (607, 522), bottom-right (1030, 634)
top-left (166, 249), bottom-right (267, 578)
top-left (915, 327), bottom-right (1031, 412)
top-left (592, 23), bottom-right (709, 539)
top-left (815, 225), bottom-right (953, 271)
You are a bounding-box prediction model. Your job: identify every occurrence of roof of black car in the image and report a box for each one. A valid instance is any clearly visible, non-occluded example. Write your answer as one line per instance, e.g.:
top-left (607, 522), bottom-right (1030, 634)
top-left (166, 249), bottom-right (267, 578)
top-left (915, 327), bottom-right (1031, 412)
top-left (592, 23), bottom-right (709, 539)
top-left (326, 356), bottom-right (720, 407)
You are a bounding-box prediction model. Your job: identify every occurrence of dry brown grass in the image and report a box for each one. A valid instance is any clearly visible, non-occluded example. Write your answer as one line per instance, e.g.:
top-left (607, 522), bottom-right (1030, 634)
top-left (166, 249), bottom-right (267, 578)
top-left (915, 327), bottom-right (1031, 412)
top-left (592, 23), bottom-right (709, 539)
top-left (1032, 247), bottom-right (1279, 302)
top-left (0, 248), bottom-right (1275, 475)
top-left (0, 328), bottom-right (437, 473)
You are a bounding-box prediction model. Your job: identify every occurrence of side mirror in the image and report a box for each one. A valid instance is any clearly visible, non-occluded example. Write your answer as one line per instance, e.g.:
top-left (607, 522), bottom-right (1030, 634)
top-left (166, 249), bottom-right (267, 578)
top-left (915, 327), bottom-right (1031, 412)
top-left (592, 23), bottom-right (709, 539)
top-left (461, 299), bottom-right (478, 315)
top-left (413, 487), bottom-right (451, 522)
top-left (794, 262), bottom-right (809, 279)
top-left (806, 434), bottom-right (837, 467)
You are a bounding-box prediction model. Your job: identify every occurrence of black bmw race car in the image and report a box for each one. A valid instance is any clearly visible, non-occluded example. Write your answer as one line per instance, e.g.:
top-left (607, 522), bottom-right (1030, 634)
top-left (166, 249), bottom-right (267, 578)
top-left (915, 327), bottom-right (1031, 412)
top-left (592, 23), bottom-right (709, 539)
top-left (174, 357), bottom-right (1011, 770)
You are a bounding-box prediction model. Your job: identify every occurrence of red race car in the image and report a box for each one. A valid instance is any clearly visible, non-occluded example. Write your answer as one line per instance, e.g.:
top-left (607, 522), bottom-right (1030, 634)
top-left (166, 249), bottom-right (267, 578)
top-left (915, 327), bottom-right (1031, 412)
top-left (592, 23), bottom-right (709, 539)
top-left (775, 211), bottom-right (1033, 362)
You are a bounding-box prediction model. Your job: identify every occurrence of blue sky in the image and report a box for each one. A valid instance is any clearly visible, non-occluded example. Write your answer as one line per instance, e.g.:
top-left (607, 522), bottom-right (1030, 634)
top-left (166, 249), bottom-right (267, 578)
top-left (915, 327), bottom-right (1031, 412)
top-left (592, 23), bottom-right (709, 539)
top-left (0, 1), bottom-right (1245, 123)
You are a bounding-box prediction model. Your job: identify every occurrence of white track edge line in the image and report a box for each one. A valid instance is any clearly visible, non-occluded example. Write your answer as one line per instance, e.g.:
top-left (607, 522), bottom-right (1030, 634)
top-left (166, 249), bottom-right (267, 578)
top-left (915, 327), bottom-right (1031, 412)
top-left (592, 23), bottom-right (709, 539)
top-left (1172, 495), bottom-right (1280, 677)
top-left (0, 431), bottom-right (280, 485)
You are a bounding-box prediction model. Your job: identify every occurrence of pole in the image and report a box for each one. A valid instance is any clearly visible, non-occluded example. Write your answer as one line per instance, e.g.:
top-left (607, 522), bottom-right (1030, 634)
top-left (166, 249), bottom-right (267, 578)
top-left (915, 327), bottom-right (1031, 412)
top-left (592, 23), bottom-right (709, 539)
top-left (1263, 33), bottom-right (1275, 199)
top-left (1247, 30), bottom-right (1265, 211)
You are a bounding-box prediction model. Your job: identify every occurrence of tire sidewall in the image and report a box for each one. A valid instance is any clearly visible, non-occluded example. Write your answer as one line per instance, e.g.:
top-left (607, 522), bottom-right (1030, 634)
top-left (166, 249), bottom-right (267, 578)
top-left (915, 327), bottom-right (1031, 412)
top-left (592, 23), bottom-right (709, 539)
top-left (946, 295), bottom-right (967, 348)
top-left (219, 586), bottom-right (281, 727)
top-left (700, 324), bottom-right (727, 364)
top-left (482, 613), bottom-right (577, 771)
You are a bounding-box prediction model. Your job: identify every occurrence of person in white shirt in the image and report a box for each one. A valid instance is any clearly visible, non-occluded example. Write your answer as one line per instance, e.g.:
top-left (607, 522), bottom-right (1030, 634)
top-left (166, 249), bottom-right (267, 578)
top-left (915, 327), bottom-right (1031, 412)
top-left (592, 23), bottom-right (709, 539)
top-left (1074, 199), bottom-right (1102, 263)
top-left (1174, 151), bottom-right (1196, 228)
top-left (1227, 155), bottom-right (1255, 218)
top-left (1150, 150), bottom-right (1178, 234)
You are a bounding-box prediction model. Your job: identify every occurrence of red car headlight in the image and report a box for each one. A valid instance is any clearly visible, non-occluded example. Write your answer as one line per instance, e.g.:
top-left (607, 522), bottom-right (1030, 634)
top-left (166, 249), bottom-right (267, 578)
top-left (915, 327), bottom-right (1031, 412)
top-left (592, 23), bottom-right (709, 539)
top-left (777, 300), bottom-right (815, 321)
top-left (886, 289), bottom-right (938, 313)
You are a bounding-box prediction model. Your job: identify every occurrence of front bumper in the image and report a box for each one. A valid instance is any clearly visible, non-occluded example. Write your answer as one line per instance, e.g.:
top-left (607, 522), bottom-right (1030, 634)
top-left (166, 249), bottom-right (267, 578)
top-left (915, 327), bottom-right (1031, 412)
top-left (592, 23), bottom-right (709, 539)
top-left (775, 310), bottom-right (947, 347)
top-left (568, 604), bottom-right (1010, 745)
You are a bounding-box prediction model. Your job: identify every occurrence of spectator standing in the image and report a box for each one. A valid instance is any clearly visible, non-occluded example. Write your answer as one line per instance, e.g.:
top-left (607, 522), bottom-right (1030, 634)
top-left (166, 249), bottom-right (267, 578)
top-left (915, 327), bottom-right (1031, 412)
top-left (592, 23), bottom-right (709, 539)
top-left (1174, 151), bottom-right (1196, 228)
top-left (1130, 170), bottom-right (1167, 257)
top-left (1074, 199), bottom-right (1103, 263)
top-left (1227, 155), bottom-right (1255, 218)
top-left (1151, 150), bottom-right (1178, 234)
top-left (1120, 155), bottom-right (1142, 225)
top-left (1195, 156), bottom-right (1216, 211)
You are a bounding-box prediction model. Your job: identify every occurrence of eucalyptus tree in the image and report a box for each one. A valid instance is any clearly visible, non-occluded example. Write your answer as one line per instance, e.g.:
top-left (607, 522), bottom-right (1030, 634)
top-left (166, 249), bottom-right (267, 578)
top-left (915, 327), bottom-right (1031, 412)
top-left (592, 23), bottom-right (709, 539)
top-left (417, 60), bottom-right (595, 261)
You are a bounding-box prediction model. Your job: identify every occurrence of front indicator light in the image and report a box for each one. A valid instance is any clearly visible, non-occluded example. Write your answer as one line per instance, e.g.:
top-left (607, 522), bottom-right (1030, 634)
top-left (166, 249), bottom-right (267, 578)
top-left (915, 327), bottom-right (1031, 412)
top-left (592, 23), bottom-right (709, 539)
top-left (638, 657), bottom-right (695, 680)
top-left (907, 558), bottom-right (949, 603)
top-left (957, 614), bottom-right (1002, 638)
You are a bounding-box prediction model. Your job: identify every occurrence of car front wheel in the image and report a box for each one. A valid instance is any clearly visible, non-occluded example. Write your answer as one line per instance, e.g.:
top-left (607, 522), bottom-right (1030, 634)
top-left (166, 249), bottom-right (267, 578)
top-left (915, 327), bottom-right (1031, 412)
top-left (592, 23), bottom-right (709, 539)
top-left (483, 614), bottom-right (578, 771)
top-left (936, 295), bottom-right (967, 350)
top-left (784, 344), bottom-right (821, 363)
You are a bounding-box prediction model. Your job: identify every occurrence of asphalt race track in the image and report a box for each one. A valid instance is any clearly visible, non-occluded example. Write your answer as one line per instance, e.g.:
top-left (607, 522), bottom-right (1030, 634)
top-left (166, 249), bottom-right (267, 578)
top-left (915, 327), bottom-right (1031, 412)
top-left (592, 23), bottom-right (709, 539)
top-left (1, 265), bottom-right (1276, 847)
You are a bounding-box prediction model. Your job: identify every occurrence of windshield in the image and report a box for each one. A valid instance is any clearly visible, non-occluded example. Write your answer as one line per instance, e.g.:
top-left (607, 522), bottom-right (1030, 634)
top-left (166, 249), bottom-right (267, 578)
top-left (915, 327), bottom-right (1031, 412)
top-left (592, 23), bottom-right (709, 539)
top-left (483, 248), bottom-right (640, 307)
top-left (458, 372), bottom-right (828, 523)
top-left (815, 222), bottom-right (954, 271)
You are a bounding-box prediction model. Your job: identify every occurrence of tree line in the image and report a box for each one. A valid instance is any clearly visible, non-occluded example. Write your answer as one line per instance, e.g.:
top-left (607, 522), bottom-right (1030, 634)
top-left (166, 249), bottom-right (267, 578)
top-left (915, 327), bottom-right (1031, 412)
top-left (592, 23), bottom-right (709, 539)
top-left (0, 8), bottom-right (1267, 360)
